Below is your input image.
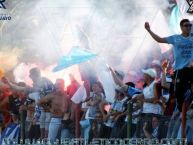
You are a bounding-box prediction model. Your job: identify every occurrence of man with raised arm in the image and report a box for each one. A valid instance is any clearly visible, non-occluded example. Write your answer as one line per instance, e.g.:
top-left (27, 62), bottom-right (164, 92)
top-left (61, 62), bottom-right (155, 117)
top-left (3, 67), bottom-right (54, 139)
top-left (145, 19), bottom-right (193, 138)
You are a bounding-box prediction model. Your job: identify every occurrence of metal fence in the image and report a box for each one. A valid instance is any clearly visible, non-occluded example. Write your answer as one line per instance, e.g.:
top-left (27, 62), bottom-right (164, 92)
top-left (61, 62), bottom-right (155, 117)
top-left (2, 138), bottom-right (188, 145)
top-left (135, 114), bottom-right (171, 139)
top-left (2, 104), bottom-right (193, 144)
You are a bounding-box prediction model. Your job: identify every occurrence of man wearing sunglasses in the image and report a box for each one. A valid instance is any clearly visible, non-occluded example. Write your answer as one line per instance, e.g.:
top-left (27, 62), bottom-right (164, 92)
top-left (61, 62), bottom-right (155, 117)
top-left (144, 19), bottom-right (193, 138)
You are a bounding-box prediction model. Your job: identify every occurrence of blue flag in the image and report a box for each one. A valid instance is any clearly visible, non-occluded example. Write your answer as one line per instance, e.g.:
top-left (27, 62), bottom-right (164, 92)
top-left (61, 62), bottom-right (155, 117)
top-left (53, 47), bottom-right (97, 72)
top-left (0, 123), bottom-right (20, 145)
top-left (127, 86), bottom-right (142, 97)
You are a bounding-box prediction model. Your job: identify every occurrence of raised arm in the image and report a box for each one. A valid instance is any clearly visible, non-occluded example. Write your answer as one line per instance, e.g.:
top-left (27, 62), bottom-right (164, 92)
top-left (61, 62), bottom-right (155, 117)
top-left (10, 82), bottom-right (28, 92)
top-left (145, 22), bottom-right (167, 43)
top-left (161, 60), bottom-right (170, 89)
top-left (2, 77), bottom-right (28, 92)
top-left (109, 67), bottom-right (125, 87)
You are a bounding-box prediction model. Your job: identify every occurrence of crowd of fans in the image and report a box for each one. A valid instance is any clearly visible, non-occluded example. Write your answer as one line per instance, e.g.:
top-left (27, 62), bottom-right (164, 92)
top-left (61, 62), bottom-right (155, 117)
top-left (0, 19), bottom-right (193, 145)
top-left (0, 60), bottom-right (192, 144)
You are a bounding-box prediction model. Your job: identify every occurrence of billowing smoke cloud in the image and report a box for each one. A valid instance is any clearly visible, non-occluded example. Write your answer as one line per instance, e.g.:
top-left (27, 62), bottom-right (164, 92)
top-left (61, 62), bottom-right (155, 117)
top-left (1, 0), bottom-right (172, 90)
top-left (0, 48), bottom-right (21, 71)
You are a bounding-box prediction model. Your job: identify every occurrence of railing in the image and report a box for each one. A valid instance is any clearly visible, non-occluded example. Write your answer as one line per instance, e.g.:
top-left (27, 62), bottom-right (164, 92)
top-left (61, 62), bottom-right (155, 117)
top-left (2, 138), bottom-right (187, 145)
top-left (2, 103), bottom-right (192, 144)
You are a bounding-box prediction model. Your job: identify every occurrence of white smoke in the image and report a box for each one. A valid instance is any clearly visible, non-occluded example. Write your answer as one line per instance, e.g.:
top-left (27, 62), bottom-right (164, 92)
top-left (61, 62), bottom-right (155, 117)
top-left (1, 0), bottom-right (173, 95)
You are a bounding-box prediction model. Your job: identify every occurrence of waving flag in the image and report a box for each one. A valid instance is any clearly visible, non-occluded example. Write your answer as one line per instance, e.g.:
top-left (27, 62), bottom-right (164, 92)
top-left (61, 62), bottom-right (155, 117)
top-left (71, 85), bottom-right (87, 104)
top-left (53, 47), bottom-right (97, 72)
top-left (127, 86), bottom-right (142, 96)
top-left (0, 123), bottom-right (20, 145)
top-left (169, 5), bottom-right (181, 34)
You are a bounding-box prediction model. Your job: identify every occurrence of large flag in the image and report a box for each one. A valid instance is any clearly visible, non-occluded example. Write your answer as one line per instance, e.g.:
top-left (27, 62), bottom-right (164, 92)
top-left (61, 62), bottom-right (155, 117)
top-left (169, 5), bottom-right (181, 34)
top-left (53, 47), bottom-right (97, 72)
top-left (0, 123), bottom-right (20, 145)
top-left (71, 85), bottom-right (87, 104)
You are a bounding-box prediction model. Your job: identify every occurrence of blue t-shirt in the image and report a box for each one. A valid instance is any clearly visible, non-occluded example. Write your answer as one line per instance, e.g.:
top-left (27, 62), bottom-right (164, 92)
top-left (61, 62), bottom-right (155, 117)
top-left (127, 86), bottom-right (141, 96)
top-left (165, 35), bottom-right (193, 70)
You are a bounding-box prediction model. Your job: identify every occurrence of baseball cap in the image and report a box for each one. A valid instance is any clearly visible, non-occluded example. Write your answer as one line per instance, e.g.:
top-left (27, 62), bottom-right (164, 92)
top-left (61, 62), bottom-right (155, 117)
top-left (142, 68), bottom-right (157, 78)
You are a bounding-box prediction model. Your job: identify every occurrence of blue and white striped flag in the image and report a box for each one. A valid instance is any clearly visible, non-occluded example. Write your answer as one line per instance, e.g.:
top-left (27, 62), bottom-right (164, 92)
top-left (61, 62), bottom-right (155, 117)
top-left (0, 123), bottom-right (20, 145)
top-left (127, 86), bottom-right (142, 96)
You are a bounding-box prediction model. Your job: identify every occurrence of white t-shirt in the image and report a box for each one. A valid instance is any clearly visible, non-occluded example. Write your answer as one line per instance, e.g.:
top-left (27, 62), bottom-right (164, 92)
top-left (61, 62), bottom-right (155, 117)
top-left (85, 92), bottom-right (105, 120)
top-left (142, 81), bottom-right (162, 115)
top-left (104, 97), bottom-right (127, 127)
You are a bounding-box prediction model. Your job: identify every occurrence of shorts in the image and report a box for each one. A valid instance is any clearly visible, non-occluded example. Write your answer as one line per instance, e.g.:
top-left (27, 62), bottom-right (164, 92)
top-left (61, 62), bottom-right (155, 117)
top-left (39, 111), bottom-right (51, 130)
top-left (28, 124), bottom-right (40, 140)
top-left (174, 67), bottom-right (193, 111)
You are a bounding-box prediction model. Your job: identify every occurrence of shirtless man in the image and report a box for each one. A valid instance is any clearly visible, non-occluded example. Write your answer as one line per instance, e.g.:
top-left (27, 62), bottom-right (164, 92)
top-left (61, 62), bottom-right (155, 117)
top-left (38, 79), bottom-right (69, 142)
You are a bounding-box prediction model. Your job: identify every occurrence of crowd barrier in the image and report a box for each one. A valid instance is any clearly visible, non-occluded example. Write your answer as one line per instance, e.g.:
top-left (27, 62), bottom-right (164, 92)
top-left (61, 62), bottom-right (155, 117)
top-left (2, 138), bottom-right (187, 145)
top-left (135, 114), bottom-right (171, 139)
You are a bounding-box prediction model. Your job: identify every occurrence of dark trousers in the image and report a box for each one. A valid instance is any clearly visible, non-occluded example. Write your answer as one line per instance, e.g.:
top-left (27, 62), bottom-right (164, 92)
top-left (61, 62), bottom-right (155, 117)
top-left (119, 123), bottom-right (136, 138)
top-left (174, 67), bottom-right (193, 112)
top-left (111, 118), bottom-right (125, 138)
top-left (28, 124), bottom-right (40, 141)
top-left (174, 67), bottom-right (193, 138)
top-left (99, 124), bottom-right (112, 138)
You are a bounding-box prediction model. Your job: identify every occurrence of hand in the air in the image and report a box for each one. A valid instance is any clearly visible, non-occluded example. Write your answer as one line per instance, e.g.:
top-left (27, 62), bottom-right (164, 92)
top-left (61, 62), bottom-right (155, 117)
top-left (144, 22), bottom-right (151, 31)
top-left (162, 59), bottom-right (170, 73)
top-left (1, 77), bottom-right (9, 85)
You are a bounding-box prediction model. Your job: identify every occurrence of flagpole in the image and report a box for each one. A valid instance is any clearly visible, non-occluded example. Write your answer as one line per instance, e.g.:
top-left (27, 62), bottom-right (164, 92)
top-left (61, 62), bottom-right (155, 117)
top-left (127, 102), bottom-right (132, 138)
top-left (20, 110), bottom-right (25, 143)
